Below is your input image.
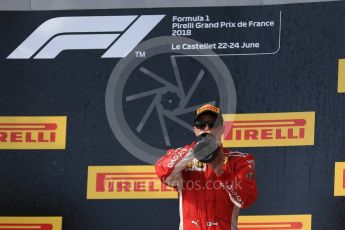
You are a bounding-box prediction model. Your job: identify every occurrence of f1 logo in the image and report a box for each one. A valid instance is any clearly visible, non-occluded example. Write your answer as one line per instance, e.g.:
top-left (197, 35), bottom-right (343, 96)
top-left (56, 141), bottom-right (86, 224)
top-left (7, 15), bottom-right (165, 59)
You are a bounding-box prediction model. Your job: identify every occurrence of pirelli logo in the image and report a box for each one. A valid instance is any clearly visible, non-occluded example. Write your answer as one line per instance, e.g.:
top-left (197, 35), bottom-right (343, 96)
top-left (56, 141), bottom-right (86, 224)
top-left (0, 117), bottom-right (67, 149)
top-left (222, 112), bottom-right (315, 147)
top-left (334, 162), bottom-right (345, 196)
top-left (87, 166), bottom-right (177, 199)
top-left (338, 59), bottom-right (345, 93)
top-left (0, 217), bottom-right (62, 230)
top-left (238, 215), bottom-right (311, 230)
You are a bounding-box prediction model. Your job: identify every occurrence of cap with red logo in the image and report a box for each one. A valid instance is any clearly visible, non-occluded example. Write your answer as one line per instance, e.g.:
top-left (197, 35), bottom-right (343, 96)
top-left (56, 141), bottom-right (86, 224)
top-left (194, 104), bottom-right (223, 122)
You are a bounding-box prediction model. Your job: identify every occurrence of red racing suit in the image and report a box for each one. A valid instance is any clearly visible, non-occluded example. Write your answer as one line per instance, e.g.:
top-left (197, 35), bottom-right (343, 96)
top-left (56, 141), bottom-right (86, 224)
top-left (155, 142), bottom-right (257, 230)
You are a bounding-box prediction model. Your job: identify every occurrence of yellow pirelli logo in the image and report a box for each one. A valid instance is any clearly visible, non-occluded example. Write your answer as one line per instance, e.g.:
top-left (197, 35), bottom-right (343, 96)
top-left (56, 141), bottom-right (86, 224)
top-left (222, 112), bottom-right (315, 147)
top-left (334, 162), bottom-right (345, 196)
top-left (0, 217), bottom-right (62, 230)
top-left (87, 166), bottom-right (177, 199)
top-left (338, 59), bottom-right (345, 93)
top-left (0, 116), bottom-right (67, 149)
top-left (238, 215), bottom-right (311, 229)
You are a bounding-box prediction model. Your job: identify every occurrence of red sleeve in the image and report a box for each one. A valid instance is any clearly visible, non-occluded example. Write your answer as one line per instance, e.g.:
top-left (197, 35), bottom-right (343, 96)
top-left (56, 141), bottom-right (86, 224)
top-left (155, 143), bottom-right (195, 188)
top-left (219, 153), bottom-right (258, 208)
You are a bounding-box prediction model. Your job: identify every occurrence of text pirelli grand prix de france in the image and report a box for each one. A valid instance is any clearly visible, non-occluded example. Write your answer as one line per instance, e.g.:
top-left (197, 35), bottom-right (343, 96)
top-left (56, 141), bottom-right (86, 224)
top-left (171, 15), bottom-right (276, 51)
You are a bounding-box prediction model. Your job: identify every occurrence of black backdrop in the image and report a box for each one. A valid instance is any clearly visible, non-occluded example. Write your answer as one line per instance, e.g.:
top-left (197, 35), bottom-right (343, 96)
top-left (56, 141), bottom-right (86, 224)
top-left (1, 1), bottom-right (345, 229)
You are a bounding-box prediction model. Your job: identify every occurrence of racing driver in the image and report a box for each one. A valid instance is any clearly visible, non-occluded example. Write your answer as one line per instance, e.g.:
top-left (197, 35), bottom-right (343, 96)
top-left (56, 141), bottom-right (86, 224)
top-left (155, 104), bottom-right (258, 230)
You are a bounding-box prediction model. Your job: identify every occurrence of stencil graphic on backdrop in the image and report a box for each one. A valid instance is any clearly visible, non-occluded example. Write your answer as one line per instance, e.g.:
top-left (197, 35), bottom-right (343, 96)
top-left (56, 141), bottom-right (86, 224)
top-left (105, 36), bottom-right (237, 164)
